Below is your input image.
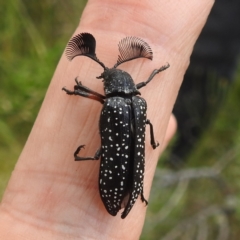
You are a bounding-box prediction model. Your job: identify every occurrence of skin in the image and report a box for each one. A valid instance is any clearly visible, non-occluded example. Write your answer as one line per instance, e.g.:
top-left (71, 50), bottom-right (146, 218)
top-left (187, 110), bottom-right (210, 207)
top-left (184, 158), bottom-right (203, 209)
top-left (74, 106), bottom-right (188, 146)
top-left (0, 0), bottom-right (214, 239)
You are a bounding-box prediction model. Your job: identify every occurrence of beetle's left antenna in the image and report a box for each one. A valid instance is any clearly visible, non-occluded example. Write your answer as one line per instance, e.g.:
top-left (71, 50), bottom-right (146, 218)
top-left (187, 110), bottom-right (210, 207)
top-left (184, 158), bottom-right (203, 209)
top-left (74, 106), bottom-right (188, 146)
top-left (114, 36), bottom-right (153, 68)
top-left (66, 33), bottom-right (106, 69)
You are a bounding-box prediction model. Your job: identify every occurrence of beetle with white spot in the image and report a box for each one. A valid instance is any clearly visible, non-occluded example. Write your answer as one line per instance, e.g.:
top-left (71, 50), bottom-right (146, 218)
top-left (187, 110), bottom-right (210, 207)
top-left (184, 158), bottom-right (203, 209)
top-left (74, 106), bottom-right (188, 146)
top-left (63, 33), bottom-right (169, 219)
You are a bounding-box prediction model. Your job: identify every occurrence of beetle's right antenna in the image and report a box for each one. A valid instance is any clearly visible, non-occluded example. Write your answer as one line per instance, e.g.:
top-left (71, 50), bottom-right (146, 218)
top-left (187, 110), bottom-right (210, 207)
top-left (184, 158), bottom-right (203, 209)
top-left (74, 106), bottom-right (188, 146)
top-left (66, 33), bottom-right (106, 69)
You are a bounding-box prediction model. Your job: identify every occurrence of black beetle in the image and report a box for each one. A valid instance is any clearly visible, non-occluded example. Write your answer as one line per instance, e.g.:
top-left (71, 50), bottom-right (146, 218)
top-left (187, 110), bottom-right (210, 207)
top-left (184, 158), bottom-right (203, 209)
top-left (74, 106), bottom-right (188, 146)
top-left (63, 33), bottom-right (169, 219)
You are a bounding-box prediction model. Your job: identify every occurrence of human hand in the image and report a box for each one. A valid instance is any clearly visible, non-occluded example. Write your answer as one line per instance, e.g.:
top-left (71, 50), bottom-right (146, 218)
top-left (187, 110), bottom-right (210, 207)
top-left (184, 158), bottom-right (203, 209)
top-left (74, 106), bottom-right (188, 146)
top-left (0, 0), bottom-right (213, 239)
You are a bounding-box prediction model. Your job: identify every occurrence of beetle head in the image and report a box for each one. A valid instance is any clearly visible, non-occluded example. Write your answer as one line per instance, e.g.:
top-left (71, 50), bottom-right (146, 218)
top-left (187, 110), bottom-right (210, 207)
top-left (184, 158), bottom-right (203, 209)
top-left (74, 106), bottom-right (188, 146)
top-left (97, 68), bottom-right (140, 96)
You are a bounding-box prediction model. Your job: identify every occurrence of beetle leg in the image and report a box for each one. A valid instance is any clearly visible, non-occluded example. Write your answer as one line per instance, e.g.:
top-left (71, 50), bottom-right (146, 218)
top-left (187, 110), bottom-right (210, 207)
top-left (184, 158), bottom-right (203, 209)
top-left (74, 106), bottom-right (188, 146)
top-left (62, 85), bottom-right (105, 104)
top-left (74, 145), bottom-right (101, 161)
top-left (136, 63), bottom-right (170, 89)
top-left (74, 78), bottom-right (106, 99)
top-left (146, 119), bottom-right (159, 149)
top-left (140, 192), bottom-right (148, 205)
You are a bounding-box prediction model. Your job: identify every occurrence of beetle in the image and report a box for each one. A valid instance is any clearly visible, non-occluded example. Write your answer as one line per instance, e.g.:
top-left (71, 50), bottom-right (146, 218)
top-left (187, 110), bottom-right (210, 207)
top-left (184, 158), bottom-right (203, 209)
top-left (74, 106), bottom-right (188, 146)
top-left (62, 33), bottom-right (169, 219)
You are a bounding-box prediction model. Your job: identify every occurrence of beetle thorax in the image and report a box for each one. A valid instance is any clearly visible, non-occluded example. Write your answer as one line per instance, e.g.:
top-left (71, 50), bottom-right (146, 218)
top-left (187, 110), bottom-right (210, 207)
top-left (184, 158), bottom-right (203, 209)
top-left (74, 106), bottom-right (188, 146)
top-left (101, 68), bottom-right (139, 96)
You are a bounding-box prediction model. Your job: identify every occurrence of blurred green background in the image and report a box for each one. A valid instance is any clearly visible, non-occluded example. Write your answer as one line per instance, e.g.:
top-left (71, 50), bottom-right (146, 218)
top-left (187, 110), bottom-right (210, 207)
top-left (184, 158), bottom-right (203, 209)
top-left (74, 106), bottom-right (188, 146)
top-left (1, 1), bottom-right (240, 239)
top-left (0, 0), bottom-right (87, 194)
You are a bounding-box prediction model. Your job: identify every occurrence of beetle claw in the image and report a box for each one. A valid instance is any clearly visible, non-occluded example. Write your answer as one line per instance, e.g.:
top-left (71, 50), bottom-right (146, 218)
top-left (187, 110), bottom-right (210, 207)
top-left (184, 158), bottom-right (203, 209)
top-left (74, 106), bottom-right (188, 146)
top-left (153, 142), bottom-right (160, 149)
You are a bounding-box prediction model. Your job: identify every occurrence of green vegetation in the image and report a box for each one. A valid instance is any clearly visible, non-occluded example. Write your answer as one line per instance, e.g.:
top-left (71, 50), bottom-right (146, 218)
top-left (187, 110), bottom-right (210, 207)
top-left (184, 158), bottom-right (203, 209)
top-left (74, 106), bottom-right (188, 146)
top-left (1, 1), bottom-right (240, 239)
top-left (0, 0), bottom-right (87, 196)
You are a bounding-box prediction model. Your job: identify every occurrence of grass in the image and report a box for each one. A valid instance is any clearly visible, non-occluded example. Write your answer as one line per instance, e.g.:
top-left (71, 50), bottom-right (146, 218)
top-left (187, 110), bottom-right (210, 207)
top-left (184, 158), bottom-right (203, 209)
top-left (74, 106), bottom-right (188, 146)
top-left (142, 71), bottom-right (240, 239)
top-left (0, 0), bottom-right (87, 197)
